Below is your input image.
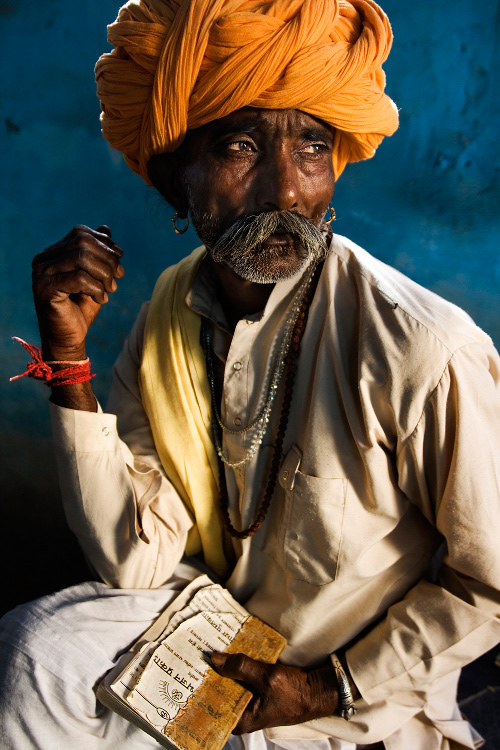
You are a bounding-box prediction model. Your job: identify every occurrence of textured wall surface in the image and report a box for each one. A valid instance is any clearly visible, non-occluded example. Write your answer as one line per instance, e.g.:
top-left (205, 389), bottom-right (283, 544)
top-left (1, 1), bottom-right (499, 604)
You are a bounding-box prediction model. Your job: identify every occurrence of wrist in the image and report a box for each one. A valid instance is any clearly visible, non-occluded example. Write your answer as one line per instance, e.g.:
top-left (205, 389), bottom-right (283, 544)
top-left (41, 344), bottom-right (88, 363)
top-left (306, 661), bottom-right (339, 719)
top-left (10, 337), bottom-right (97, 411)
top-left (49, 381), bottom-right (97, 411)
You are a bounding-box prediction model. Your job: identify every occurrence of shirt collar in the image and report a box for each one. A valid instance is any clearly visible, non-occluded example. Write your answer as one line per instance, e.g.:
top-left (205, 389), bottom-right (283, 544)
top-left (185, 251), bottom-right (316, 330)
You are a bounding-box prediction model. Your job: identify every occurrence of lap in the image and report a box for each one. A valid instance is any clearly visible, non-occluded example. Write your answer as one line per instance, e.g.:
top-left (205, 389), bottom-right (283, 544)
top-left (0, 571), bottom-right (359, 750)
top-left (0, 565), bottom-right (199, 749)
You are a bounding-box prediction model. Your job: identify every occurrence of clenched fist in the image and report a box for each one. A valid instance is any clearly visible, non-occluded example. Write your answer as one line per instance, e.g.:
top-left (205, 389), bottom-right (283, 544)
top-left (32, 224), bottom-right (124, 362)
top-left (32, 225), bottom-right (124, 409)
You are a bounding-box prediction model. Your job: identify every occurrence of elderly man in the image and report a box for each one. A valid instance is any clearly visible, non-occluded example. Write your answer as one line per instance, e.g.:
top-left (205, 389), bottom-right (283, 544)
top-left (1, 1), bottom-right (499, 749)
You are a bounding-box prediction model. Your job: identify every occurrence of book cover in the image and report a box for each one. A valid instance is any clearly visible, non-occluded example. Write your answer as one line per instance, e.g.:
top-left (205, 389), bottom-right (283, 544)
top-left (97, 575), bottom-right (286, 750)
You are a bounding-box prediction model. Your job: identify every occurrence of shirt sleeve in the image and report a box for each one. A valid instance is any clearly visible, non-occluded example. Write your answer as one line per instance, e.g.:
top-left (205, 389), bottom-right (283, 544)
top-left (345, 338), bottom-right (500, 704)
top-left (51, 303), bottom-right (194, 589)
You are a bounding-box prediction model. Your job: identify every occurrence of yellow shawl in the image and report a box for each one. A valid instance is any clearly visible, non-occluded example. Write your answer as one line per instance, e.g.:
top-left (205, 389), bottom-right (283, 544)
top-left (139, 246), bottom-right (233, 578)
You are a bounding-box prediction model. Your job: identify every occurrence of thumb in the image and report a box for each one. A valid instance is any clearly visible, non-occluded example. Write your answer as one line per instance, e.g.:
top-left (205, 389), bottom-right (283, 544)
top-left (211, 652), bottom-right (268, 689)
top-left (96, 225), bottom-right (112, 237)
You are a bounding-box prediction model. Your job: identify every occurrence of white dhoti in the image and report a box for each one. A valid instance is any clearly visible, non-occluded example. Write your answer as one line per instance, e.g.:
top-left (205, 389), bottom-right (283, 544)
top-left (0, 565), bottom-right (356, 750)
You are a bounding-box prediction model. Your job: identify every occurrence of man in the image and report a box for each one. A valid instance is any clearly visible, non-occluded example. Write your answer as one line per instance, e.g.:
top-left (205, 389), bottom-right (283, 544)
top-left (1, 1), bottom-right (499, 749)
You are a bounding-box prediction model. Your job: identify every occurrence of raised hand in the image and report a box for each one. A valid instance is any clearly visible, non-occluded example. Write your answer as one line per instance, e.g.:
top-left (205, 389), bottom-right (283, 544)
top-left (210, 652), bottom-right (339, 734)
top-left (31, 225), bottom-right (124, 409)
top-left (32, 225), bottom-right (124, 362)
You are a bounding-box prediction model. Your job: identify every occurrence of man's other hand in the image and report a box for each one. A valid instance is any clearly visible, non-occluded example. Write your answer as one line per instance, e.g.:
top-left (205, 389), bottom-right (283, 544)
top-left (210, 652), bottom-right (338, 734)
top-left (32, 225), bottom-right (124, 362)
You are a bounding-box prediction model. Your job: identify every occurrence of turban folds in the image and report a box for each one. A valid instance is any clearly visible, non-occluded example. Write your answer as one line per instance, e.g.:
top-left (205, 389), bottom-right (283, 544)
top-left (95, 0), bottom-right (399, 184)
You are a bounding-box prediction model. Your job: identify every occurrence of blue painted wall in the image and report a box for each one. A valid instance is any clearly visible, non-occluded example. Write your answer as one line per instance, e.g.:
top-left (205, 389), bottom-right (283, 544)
top-left (1, 1), bottom-right (499, 596)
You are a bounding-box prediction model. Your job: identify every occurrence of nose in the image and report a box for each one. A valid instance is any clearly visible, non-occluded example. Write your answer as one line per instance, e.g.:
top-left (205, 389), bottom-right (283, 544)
top-left (255, 146), bottom-right (299, 212)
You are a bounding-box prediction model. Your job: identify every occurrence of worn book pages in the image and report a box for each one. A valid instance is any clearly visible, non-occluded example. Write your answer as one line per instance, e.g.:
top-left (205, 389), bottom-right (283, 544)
top-left (97, 576), bottom-right (286, 750)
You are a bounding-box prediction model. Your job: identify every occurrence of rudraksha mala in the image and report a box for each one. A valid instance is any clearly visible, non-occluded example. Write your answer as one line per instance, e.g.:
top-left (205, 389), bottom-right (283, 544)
top-left (205, 260), bottom-right (323, 539)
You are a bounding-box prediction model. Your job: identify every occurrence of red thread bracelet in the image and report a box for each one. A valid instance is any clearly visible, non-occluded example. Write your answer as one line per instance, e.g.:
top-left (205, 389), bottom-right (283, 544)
top-left (10, 337), bottom-right (95, 386)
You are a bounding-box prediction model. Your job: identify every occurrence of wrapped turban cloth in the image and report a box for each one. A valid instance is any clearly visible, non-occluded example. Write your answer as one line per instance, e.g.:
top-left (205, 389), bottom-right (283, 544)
top-left (95, 0), bottom-right (399, 184)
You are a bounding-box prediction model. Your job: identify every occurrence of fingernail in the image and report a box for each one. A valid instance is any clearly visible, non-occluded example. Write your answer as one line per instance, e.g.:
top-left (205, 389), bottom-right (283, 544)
top-left (211, 652), bottom-right (225, 667)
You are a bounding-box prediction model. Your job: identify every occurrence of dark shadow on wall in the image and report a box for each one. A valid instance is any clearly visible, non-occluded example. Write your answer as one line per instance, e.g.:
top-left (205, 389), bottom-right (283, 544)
top-left (1, 429), bottom-right (93, 616)
top-left (3, 517), bottom-right (93, 617)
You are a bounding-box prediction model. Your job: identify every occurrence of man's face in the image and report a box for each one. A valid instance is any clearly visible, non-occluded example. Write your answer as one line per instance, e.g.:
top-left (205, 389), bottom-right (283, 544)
top-left (179, 108), bottom-right (336, 283)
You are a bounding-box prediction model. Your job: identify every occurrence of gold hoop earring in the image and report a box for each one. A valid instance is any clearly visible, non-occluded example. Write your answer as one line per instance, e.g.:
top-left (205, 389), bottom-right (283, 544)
top-left (323, 206), bottom-right (336, 224)
top-left (172, 213), bottom-right (189, 235)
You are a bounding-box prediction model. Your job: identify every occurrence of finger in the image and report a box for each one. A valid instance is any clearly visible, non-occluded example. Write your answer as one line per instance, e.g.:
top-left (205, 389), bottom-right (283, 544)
top-left (233, 698), bottom-right (264, 735)
top-left (35, 269), bottom-right (110, 306)
top-left (95, 226), bottom-right (124, 275)
top-left (33, 225), bottom-right (124, 269)
top-left (33, 241), bottom-right (124, 283)
top-left (33, 228), bottom-right (123, 265)
top-left (32, 242), bottom-right (122, 274)
top-left (71, 224), bottom-right (121, 253)
top-left (33, 247), bottom-right (119, 294)
top-left (52, 224), bottom-right (121, 252)
top-left (211, 653), bottom-right (268, 691)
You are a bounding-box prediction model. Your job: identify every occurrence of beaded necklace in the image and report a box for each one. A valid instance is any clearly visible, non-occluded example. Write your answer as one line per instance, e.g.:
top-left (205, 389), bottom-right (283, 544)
top-left (202, 258), bottom-right (318, 468)
top-left (202, 260), bottom-right (323, 539)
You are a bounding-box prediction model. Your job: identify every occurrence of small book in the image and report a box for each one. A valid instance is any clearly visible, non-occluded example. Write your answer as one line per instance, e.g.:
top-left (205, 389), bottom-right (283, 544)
top-left (97, 575), bottom-right (286, 750)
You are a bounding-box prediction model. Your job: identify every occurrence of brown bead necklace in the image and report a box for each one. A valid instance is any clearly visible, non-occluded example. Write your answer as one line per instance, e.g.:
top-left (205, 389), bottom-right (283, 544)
top-left (202, 260), bottom-right (324, 539)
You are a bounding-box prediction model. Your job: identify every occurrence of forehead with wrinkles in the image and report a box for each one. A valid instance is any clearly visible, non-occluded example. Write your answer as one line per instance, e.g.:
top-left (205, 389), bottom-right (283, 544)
top-left (95, 0), bottom-right (398, 185)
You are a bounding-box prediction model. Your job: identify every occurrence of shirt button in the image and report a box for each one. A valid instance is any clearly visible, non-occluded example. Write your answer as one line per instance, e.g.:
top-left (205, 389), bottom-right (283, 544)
top-left (233, 361), bottom-right (242, 371)
top-left (233, 417), bottom-right (242, 427)
top-left (102, 426), bottom-right (110, 436)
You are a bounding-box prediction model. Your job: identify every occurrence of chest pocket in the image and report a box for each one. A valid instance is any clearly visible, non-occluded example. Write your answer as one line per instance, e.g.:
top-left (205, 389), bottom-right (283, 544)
top-left (280, 446), bottom-right (347, 585)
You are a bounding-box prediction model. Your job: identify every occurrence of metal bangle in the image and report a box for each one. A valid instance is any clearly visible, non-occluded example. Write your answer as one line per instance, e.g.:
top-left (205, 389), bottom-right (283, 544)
top-left (332, 654), bottom-right (357, 721)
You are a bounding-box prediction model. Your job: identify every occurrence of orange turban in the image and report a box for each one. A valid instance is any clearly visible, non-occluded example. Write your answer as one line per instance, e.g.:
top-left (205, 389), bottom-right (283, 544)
top-left (95, 0), bottom-right (398, 184)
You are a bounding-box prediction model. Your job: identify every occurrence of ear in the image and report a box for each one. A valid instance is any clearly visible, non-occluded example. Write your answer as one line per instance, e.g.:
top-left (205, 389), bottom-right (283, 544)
top-left (147, 152), bottom-right (189, 218)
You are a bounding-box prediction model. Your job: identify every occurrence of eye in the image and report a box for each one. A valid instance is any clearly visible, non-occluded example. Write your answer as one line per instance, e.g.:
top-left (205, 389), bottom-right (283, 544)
top-left (301, 142), bottom-right (329, 155)
top-left (225, 140), bottom-right (256, 153)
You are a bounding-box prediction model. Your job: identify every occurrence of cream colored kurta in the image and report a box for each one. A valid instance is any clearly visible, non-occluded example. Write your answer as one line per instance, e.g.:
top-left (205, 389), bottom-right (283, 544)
top-left (51, 235), bottom-right (500, 749)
